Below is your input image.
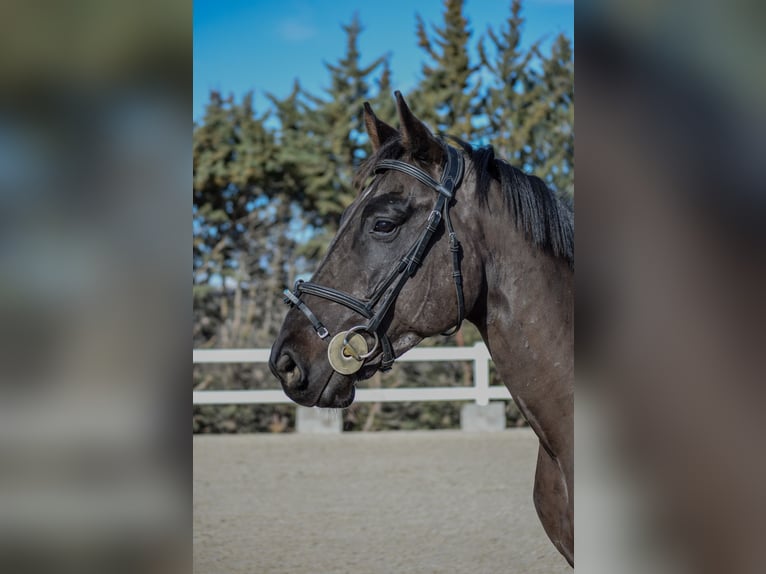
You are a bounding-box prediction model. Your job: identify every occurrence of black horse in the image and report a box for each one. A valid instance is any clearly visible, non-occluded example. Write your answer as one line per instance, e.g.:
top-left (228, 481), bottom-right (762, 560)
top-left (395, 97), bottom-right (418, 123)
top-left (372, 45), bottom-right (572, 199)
top-left (270, 92), bottom-right (574, 565)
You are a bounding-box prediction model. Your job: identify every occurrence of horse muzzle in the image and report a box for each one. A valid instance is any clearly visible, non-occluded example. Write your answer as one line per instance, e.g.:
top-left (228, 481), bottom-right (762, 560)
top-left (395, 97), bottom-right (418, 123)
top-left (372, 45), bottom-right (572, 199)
top-left (269, 337), bottom-right (360, 408)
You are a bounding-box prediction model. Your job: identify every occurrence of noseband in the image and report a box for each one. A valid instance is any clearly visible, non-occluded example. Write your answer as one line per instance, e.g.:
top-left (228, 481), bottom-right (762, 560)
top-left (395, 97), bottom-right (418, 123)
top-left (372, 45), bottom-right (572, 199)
top-left (282, 144), bottom-right (465, 374)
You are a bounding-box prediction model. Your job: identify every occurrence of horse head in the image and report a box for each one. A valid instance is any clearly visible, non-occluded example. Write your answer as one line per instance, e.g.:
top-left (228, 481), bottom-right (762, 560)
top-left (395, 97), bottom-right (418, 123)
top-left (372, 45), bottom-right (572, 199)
top-left (269, 92), bottom-right (485, 408)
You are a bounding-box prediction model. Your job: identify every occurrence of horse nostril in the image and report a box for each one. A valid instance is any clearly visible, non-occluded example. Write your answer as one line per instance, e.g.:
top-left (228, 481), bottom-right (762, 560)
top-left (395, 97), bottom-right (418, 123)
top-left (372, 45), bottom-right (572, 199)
top-left (276, 352), bottom-right (305, 391)
top-left (276, 352), bottom-right (295, 373)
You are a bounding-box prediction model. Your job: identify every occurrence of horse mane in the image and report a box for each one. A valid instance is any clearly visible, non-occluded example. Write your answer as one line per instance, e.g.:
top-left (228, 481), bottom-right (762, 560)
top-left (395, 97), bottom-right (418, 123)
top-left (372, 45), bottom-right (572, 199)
top-left (355, 136), bottom-right (574, 267)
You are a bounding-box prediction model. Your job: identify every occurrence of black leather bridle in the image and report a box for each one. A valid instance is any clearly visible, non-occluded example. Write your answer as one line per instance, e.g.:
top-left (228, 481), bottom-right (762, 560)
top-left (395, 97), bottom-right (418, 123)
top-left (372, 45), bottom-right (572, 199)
top-left (282, 143), bottom-right (466, 373)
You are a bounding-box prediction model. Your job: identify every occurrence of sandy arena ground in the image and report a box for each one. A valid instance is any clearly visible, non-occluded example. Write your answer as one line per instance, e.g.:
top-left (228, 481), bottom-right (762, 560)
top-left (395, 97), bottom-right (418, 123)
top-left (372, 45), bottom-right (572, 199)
top-left (194, 429), bottom-right (571, 573)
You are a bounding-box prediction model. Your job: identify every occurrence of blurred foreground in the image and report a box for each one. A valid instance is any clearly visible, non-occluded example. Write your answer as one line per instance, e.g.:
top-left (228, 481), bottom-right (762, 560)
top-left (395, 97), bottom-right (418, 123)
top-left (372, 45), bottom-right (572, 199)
top-left (0, 1), bottom-right (188, 573)
top-left (577, 1), bottom-right (766, 573)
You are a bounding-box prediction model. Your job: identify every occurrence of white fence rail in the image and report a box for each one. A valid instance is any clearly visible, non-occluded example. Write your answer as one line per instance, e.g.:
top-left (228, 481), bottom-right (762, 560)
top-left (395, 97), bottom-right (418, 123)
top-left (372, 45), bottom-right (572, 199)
top-left (193, 342), bottom-right (511, 406)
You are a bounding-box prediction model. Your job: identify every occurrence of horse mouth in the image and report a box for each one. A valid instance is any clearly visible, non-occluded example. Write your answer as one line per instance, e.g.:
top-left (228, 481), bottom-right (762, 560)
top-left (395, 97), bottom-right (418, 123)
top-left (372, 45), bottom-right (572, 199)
top-left (315, 371), bottom-right (356, 408)
top-left (313, 331), bottom-right (421, 408)
top-left (314, 360), bottom-right (384, 407)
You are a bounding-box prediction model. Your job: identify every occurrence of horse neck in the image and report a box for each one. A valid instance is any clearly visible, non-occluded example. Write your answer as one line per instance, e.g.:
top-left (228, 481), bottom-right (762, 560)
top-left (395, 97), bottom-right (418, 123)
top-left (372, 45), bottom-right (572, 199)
top-left (466, 186), bottom-right (574, 452)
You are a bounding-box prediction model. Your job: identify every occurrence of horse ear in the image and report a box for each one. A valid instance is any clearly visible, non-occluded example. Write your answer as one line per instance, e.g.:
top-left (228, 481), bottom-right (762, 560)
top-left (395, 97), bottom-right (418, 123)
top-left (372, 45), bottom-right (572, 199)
top-left (394, 90), bottom-right (442, 163)
top-left (363, 102), bottom-right (398, 152)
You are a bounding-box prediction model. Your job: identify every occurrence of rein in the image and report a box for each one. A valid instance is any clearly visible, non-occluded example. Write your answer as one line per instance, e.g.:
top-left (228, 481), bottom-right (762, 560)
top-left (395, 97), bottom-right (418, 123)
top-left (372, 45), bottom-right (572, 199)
top-left (282, 144), bottom-right (465, 375)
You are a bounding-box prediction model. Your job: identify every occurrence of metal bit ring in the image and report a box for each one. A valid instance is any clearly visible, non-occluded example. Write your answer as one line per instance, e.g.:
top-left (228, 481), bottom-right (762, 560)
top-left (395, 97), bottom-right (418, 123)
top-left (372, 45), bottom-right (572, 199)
top-left (343, 325), bottom-right (379, 360)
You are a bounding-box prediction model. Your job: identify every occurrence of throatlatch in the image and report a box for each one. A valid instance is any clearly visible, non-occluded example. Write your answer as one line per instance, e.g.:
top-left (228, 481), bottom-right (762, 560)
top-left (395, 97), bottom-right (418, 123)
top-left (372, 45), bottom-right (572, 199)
top-left (283, 142), bottom-right (465, 375)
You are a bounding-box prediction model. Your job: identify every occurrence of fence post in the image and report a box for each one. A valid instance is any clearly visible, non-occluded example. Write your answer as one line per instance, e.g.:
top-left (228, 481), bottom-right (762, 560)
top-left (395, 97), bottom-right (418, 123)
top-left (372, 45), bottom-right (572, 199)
top-left (473, 342), bottom-right (490, 406)
top-left (461, 342), bottom-right (504, 431)
top-left (296, 407), bottom-right (343, 433)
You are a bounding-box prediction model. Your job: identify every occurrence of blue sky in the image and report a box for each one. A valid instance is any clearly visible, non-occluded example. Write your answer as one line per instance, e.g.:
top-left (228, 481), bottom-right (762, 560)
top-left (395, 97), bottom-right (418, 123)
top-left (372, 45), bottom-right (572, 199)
top-left (193, 0), bottom-right (573, 122)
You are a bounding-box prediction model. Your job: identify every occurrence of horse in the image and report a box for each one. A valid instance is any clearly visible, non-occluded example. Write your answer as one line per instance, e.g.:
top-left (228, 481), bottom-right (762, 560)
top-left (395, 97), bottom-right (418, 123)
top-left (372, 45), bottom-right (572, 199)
top-left (269, 92), bottom-right (574, 566)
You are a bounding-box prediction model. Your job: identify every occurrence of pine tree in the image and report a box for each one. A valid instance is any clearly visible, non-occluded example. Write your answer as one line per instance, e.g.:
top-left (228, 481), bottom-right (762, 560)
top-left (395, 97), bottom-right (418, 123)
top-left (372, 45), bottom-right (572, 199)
top-left (534, 33), bottom-right (574, 198)
top-left (479, 0), bottom-right (573, 199)
top-left (299, 13), bottom-right (388, 233)
top-left (193, 91), bottom-right (297, 349)
top-left (411, 0), bottom-right (480, 140)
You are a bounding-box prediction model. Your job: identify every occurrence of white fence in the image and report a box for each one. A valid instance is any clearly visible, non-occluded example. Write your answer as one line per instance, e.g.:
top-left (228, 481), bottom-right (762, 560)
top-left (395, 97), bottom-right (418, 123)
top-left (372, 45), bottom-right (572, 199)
top-left (193, 342), bottom-right (511, 406)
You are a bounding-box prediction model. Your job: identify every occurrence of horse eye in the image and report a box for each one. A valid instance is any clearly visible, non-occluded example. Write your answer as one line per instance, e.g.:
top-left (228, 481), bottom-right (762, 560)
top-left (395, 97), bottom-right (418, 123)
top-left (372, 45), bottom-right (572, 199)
top-left (372, 220), bottom-right (397, 234)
